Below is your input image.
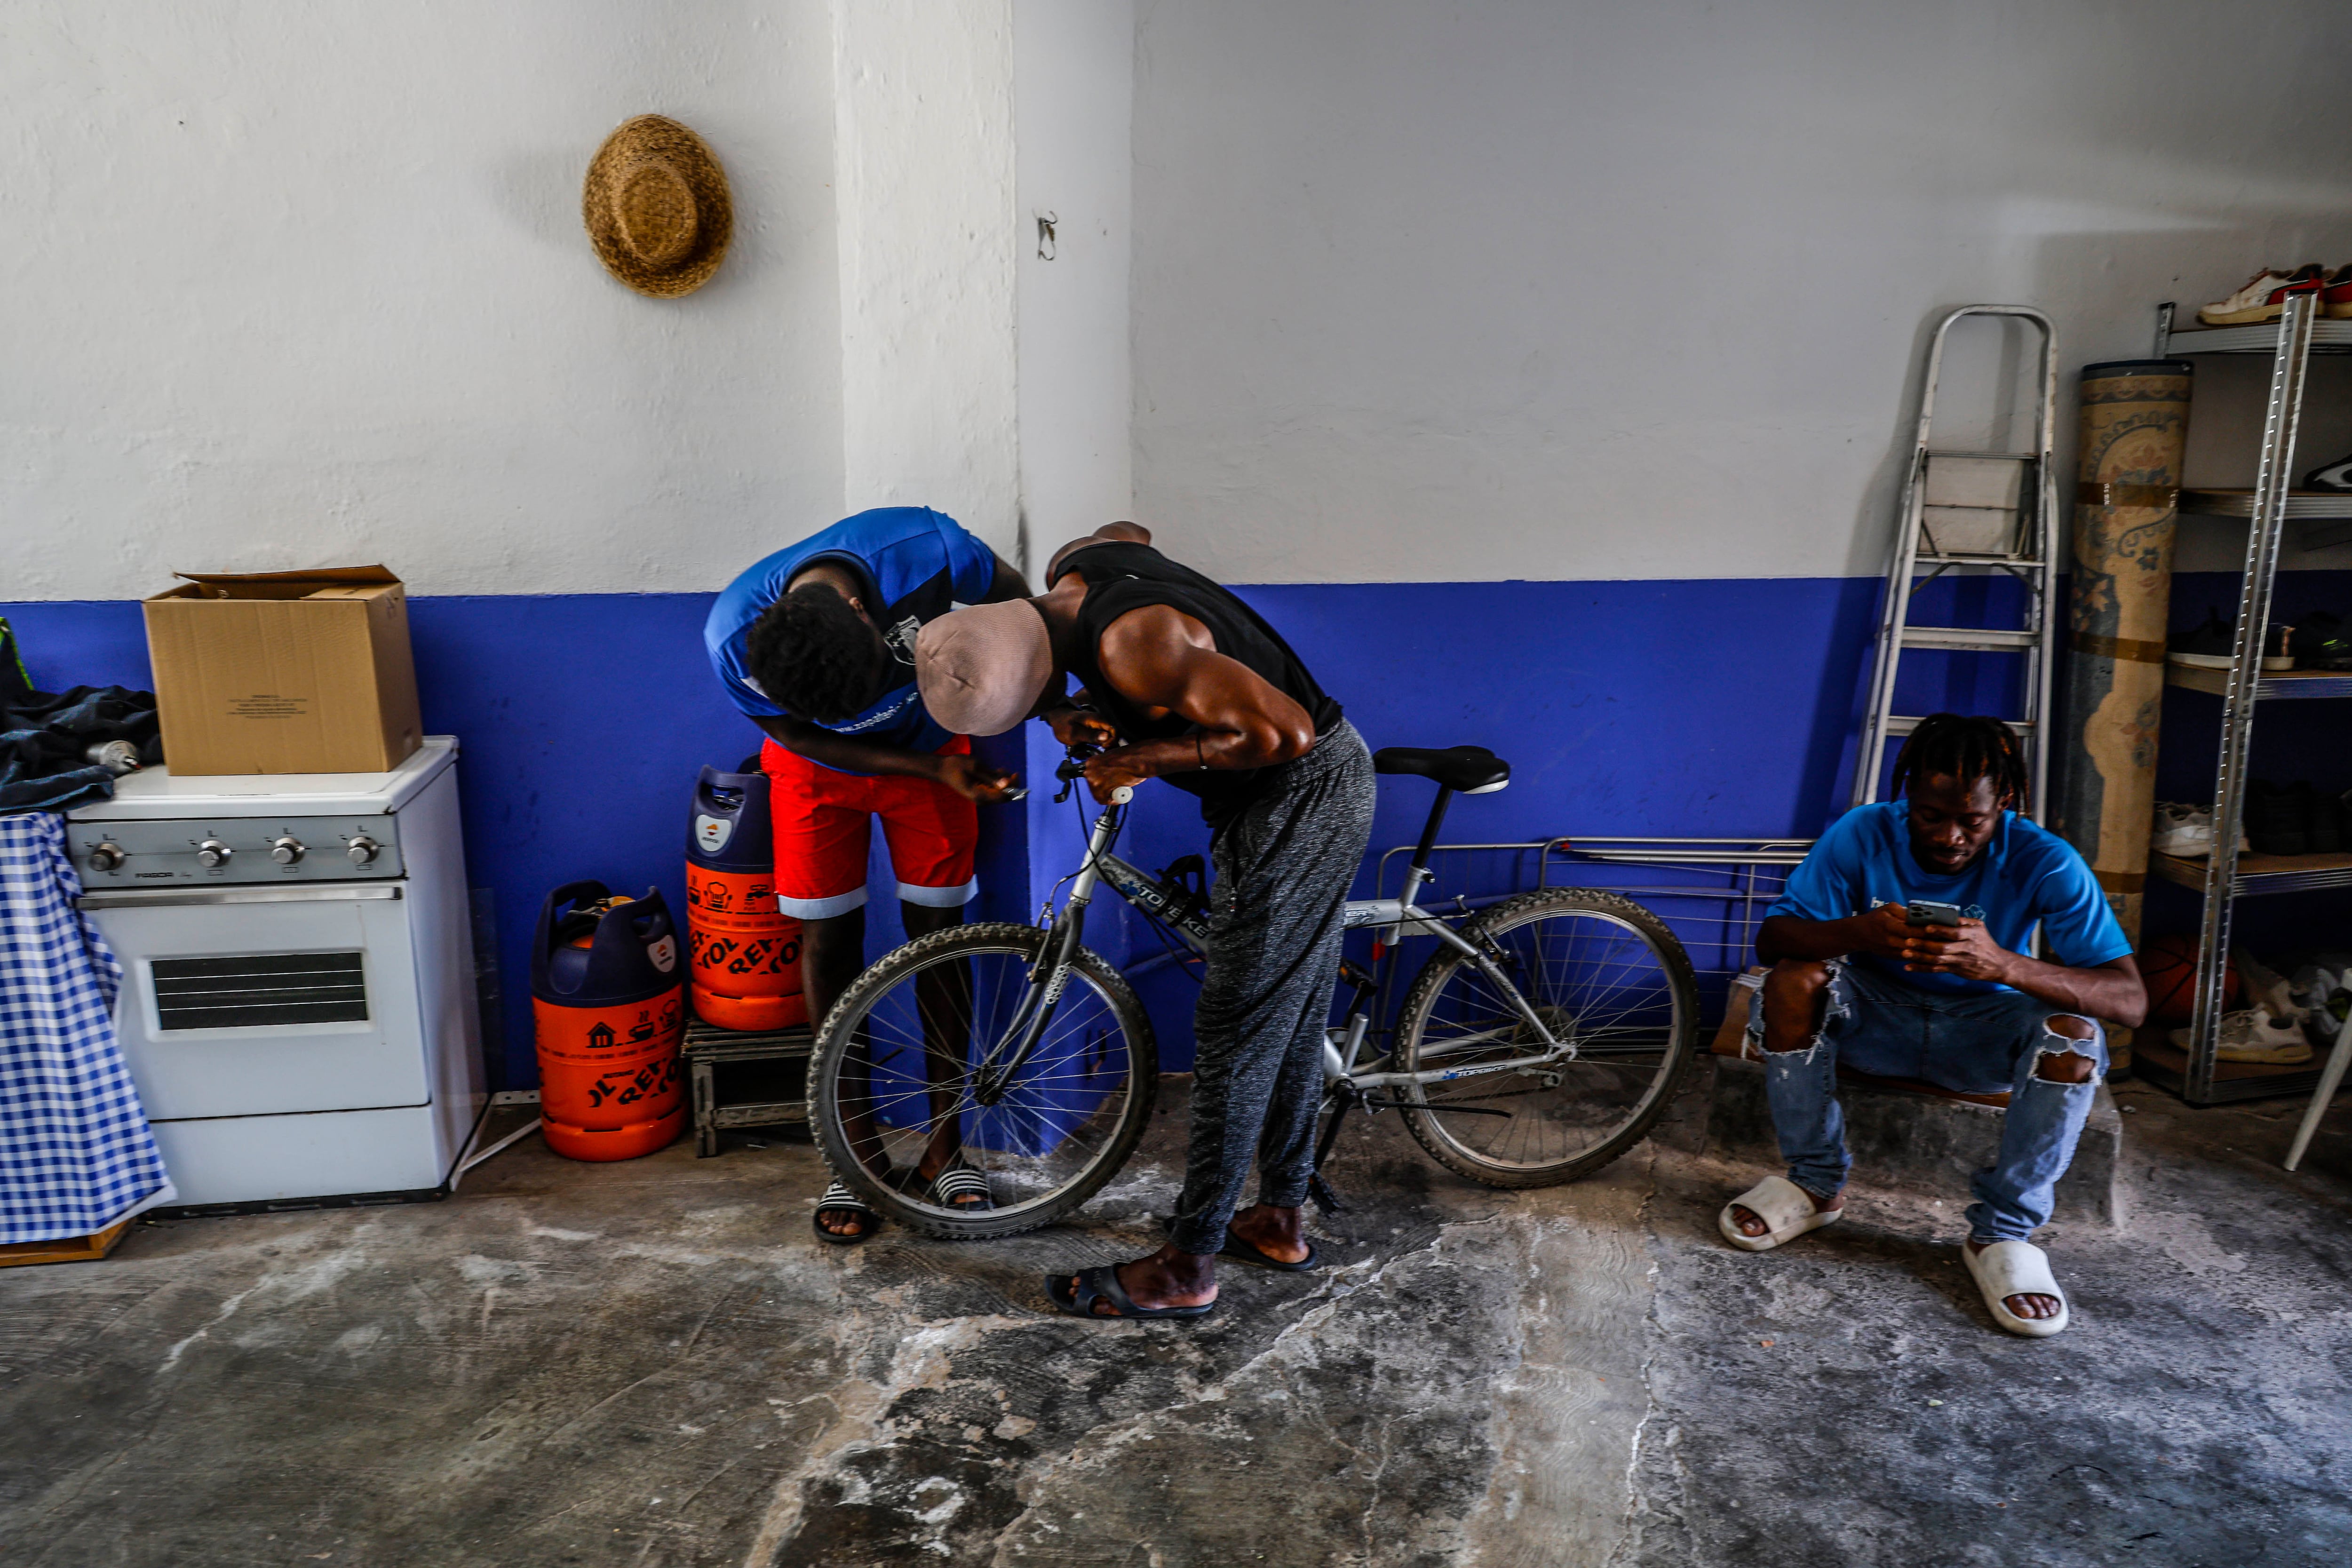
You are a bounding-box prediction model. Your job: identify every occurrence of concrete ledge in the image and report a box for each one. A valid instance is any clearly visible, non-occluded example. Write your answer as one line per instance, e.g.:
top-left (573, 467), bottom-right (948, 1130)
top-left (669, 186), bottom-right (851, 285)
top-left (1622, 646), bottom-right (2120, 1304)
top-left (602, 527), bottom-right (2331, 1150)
top-left (1657, 1055), bottom-right (2124, 1227)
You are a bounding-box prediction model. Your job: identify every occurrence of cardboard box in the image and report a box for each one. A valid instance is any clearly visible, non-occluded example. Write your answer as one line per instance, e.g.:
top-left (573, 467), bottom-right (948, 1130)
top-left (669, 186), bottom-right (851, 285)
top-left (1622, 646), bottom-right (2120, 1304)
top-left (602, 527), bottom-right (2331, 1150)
top-left (143, 565), bottom-right (422, 776)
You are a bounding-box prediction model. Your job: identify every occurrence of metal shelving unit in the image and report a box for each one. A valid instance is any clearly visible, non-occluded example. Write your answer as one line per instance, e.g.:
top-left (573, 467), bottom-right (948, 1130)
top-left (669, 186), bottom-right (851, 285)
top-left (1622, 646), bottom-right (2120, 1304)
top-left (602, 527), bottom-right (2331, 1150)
top-left (2144, 296), bottom-right (2352, 1104)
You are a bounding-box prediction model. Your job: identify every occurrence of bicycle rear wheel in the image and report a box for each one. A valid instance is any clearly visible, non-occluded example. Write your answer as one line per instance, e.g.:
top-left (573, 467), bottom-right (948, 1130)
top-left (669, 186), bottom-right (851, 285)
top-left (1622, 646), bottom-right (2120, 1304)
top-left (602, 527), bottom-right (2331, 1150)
top-left (1394, 889), bottom-right (1696, 1187)
top-left (807, 922), bottom-right (1157, 1239)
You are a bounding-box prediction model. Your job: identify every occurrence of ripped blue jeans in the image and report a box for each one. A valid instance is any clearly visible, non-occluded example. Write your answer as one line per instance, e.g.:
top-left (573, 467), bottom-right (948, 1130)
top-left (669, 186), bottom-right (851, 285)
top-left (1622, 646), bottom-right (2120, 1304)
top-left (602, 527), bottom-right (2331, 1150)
top-left (1746, 958), bottom-right (2106, 1244)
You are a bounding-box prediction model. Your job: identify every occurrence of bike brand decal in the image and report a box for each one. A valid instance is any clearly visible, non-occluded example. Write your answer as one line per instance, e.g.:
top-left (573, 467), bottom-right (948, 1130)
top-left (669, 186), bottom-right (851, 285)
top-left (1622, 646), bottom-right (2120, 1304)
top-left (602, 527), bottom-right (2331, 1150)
top-left (1438, 1057), bottom-right (1557, 1082)
top-left (1098, 859), bottom-right (1214, 942)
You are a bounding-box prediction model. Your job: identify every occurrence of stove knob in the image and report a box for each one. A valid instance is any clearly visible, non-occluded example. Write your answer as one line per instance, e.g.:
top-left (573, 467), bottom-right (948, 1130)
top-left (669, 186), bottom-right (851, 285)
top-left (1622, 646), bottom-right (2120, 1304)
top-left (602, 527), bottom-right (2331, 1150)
top-left (88, 841), bottom-right (126, 871)
top-left (346, 835), bottom-right (381, 866)
top-left (270, 836), bottom-right (305, 865)
top-left (196, 838), bottom-right (233, 869)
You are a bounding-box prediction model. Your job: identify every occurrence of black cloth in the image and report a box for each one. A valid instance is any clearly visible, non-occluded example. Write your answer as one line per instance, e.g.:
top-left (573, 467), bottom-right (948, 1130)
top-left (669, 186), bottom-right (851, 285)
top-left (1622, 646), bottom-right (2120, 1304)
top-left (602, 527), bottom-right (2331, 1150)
top-left (0, 622), bottom-right (162, 814)
top-left (1059, 540), bottom-right (1343, 830)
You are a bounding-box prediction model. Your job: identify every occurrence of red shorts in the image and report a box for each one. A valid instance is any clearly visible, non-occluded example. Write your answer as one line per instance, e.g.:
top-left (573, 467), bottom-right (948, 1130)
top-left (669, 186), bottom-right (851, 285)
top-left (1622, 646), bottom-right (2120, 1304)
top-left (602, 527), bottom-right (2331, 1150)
top-left (761, 737), bottom-right (978, 919)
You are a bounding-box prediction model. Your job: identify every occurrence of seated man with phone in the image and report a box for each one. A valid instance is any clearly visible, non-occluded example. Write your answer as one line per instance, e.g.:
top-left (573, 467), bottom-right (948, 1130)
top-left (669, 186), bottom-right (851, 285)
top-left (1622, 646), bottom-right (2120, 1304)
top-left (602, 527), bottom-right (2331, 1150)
top-left (1721, 714), bottom-right (2146, 1337)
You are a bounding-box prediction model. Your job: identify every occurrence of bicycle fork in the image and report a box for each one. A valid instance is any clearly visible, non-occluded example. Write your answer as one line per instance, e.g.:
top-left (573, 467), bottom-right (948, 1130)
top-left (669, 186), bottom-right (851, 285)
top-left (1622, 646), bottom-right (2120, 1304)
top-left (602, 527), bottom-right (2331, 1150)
top-left (973, 789), bottom-right (1131, 1104)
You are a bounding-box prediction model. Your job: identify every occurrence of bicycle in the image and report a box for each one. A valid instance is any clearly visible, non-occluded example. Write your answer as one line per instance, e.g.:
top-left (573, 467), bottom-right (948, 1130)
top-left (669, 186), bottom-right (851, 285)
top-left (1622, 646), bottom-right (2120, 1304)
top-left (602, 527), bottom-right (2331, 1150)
top-left (806, 740), bottom-right (1700, 1239)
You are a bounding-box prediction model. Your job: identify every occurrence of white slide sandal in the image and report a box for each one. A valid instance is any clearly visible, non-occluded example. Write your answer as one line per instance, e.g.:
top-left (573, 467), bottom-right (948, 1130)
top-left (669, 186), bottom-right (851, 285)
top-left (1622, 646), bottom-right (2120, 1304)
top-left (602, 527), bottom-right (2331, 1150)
top-left (1963, 1240), bottom-right (2070, 1337)
top-left (1718, 1175), bottom-right (1842, 1252)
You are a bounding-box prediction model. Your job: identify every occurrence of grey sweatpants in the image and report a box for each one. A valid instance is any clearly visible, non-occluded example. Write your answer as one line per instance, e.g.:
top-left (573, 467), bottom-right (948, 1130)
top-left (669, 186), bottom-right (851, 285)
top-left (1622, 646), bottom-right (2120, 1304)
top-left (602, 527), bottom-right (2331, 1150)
top-left (1168, 721), bottom-right (1377, 1256)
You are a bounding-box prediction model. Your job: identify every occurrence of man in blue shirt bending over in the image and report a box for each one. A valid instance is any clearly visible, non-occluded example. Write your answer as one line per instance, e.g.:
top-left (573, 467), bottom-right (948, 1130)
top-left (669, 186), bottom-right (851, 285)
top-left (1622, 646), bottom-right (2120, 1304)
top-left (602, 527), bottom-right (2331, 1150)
top-left (706, 507), bottom-right (1030, 1243)
top-left (1720, 714), bottom-right (2146, 1338)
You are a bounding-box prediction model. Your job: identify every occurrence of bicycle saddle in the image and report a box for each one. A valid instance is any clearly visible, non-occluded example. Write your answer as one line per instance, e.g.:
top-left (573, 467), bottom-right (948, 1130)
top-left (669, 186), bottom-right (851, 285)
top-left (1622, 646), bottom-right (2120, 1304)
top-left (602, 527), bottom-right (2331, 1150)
top-left (1371, 745), bottom-right (1510, 794)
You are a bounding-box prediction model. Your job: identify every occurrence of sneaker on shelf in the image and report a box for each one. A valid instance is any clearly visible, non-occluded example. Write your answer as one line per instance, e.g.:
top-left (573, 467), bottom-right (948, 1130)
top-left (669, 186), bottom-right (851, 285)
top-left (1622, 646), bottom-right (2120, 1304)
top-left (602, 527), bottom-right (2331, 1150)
top-left (2290, 608), bottom-right (2352, 668)
top-left (2325, 263), bottom-right (2352, 320)
top-left (2244, 779), bottom-right (2311, 856)
top-left (2304, 451), bottom-right (2352, 493)
top-left (2172, 1008), bottom-right (2314, 1065)
top-left (2235, 948), bottom-right (2300, 1022)
top-left (2291, 961), bottom-right (2351, 1046)
top-left (2151, 802), bottom-right (2213, 855)
top-left (2167, 607), bottom-right (2239, 669)
top-left (2197, 264), bottom-right (2326, 326)
top-left (2266, 621), bottom-right (2296, 672)
top-left (2150, 802), bottom-right (2249, 856)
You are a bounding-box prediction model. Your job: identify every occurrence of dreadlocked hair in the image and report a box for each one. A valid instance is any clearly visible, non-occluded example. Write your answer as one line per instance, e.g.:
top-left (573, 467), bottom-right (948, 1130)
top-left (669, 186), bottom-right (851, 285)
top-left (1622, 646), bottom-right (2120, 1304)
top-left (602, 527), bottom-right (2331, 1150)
top-left (744, 584), bottom-right (883, 724)
top-left (1889, 713), bottom-right (2029, 811)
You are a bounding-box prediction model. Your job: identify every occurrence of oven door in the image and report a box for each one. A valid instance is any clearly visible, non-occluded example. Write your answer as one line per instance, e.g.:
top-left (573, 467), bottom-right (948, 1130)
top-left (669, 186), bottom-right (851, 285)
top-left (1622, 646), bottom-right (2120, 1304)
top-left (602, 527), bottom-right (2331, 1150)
top-left (81, 884), bottom-right (427, 1120)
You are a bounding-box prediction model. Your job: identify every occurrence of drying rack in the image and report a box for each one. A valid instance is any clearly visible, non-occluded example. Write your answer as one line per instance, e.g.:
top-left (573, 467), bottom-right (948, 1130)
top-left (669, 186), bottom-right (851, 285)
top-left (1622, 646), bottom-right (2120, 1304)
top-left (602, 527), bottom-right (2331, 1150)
top-left (1369, 835), bottom-right (1817, 1029)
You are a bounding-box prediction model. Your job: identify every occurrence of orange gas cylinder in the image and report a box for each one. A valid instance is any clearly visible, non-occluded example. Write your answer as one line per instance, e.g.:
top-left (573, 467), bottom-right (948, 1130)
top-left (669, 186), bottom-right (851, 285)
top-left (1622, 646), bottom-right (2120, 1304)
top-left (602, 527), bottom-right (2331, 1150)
top-left (530, 881), bottom-right (687, 1160)
top-left (685, 763), bottom-right (806, 1030)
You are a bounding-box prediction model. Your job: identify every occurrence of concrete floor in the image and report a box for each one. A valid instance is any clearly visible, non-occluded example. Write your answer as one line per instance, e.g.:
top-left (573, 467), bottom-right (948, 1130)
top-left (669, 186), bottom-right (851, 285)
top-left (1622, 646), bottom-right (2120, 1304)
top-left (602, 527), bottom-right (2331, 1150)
top-left (3, 1077), bottom-right (2349, 1568)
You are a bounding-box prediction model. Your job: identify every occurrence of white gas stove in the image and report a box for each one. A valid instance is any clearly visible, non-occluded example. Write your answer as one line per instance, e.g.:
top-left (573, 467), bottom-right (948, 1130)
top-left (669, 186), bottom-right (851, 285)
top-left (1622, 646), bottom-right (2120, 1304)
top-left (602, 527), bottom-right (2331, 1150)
top-left (65, 737), bottom-right (487, 1212)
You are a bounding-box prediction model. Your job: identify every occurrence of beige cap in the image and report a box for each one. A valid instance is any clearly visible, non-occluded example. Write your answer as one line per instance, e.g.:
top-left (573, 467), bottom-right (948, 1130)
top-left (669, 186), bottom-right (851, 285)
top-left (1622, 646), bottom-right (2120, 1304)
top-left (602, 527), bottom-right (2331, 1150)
top-left (914, 601), bottom-right (1055, 736)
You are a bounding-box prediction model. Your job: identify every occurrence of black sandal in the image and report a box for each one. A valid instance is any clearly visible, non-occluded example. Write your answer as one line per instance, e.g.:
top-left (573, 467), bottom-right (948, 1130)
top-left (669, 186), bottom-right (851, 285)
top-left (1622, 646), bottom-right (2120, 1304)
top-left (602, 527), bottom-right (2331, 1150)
top-left (1161, 1214), bottom-right (1319, 1272)
top-left (813, 1181), bottom-right (878, 1245)
top-left (1046, 1263), bottom-right (1216, 1320)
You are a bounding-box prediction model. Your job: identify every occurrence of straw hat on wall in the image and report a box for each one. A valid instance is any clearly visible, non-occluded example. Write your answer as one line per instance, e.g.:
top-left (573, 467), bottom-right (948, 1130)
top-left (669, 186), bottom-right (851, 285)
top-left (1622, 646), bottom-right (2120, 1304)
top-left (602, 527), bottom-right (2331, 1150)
top-left (582, 115), bottom-right (733, 298)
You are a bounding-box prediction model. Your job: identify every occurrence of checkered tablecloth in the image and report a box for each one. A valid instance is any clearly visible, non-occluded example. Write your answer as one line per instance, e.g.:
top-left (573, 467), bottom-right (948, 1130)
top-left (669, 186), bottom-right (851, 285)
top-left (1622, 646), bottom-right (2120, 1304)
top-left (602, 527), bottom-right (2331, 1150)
top-left (0, 812), bottom-right (172, 1242)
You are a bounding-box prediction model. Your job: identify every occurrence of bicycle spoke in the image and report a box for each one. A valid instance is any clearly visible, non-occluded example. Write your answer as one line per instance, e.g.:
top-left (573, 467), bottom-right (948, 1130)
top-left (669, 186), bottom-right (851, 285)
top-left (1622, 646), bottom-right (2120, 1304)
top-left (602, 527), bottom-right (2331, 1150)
top-left (813, 932), bottom-right (1152, 1224)
top-left (1400, 899), bottom-right (1691, 1178)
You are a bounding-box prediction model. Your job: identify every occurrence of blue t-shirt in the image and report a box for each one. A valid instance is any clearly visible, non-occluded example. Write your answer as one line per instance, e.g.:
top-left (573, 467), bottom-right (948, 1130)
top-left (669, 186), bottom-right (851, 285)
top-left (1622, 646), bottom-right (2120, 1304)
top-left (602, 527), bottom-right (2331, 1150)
top-left (704, 508), bottom-right (999, 764)
top-left (1766, 802), bottom-right (2130, 995)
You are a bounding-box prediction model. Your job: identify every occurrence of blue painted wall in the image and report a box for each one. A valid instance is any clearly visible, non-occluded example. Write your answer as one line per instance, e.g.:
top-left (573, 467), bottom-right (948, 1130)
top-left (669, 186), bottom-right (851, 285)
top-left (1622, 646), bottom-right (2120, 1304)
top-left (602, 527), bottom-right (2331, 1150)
top-left (30, 569), bottom-right (2291, 1084)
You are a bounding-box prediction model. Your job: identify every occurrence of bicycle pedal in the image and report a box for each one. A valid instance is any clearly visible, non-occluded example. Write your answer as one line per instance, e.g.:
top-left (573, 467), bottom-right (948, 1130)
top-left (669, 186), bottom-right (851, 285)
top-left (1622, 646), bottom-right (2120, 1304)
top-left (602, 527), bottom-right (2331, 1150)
top-left (1307, 1173), bottom-right (1346, 1214)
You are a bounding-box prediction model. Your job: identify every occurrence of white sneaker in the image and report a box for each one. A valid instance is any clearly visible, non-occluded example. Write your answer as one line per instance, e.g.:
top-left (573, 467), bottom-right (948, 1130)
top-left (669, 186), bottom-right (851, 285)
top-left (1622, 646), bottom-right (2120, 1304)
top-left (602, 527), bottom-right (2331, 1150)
top-left (2235, 949), bottom-right (2299, 1022)
top-left (2197, 265), bottom-right (2325, 326)
top-left (2172, 1009), bottom-right (2314, 1064)
top-left (2149, 803), bottom-right (2249, 856)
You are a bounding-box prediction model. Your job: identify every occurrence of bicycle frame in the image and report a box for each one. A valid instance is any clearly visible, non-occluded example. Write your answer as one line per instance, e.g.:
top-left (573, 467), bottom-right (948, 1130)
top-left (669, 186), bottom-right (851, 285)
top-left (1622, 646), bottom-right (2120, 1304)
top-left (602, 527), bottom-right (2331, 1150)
top-left (999, 776), bottom-right (1576, 1107)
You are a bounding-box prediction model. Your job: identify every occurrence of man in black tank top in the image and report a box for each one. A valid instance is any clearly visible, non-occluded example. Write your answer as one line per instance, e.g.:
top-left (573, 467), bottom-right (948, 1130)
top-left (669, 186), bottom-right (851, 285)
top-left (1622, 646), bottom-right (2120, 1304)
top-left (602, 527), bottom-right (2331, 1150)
top-left (914, 524), bottom-right (1378, 1320)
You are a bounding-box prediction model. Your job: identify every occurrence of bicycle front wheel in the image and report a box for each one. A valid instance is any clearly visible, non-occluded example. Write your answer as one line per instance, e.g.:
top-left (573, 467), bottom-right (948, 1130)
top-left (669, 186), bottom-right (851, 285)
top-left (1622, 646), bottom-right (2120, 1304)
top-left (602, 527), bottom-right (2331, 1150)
top-left (808, 922), bottom-right (1157, 1239)
top-left (1394, 890), bottom-right (1697, 1187)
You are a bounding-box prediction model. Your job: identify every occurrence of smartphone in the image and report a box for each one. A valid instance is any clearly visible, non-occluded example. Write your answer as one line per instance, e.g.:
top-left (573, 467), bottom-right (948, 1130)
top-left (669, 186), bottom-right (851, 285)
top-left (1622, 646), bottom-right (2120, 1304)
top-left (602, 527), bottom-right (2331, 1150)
top-left (1907, 899), bottom-right (1964, 928)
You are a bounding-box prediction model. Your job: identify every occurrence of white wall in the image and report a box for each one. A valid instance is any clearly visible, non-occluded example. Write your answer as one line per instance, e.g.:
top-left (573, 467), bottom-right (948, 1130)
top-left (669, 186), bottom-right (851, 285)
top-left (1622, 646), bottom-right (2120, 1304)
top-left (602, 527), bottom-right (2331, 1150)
top-left (2, 0), bottom-right (842, 601)
top-left (19, 2), bottom-right (2352, 603)
top-left (833, 0), bottom-right (1022, 563)
top-left (1014, 0), bottom-right (1136, 576)
top-left (1130, 0), bottom-right (2352, 585)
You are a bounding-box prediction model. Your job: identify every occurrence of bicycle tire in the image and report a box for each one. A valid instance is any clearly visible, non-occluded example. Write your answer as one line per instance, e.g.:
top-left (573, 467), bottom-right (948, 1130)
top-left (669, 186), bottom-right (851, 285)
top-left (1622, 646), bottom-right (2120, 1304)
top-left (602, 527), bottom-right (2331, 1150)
top-left (1393, 889), bottom-right (1697, 1188)
top-left (808, 922), bottom-right (1158, 1239)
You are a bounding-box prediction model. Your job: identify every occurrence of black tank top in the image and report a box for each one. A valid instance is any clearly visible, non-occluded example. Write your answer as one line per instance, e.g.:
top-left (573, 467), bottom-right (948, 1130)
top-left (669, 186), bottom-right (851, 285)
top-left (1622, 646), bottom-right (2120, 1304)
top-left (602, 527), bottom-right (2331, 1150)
top-left (1061, 541), bottom-right (1343, 825)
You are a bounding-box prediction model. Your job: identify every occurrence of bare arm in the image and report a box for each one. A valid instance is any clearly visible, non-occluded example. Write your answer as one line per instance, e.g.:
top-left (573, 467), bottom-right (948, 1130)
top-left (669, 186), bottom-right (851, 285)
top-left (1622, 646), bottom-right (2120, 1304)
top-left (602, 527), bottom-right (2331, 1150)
top-left (1078, 605), bottom-right (1315, 802)
top-left (1905, 926), bottom-right (2147, 1027)
top-left (1758, 911), bottom-right (2147, 1027)
top-left (980, 551), bottom-right (1032, 604)
top-left (752, 715), bottom-right (1017, 802)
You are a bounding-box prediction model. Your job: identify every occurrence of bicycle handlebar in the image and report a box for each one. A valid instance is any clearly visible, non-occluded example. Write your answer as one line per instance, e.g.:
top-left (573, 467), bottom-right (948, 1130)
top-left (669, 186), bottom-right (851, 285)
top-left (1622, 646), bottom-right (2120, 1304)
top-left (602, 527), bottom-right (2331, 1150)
top-left (1051, 744), bottom-right (1132, 804)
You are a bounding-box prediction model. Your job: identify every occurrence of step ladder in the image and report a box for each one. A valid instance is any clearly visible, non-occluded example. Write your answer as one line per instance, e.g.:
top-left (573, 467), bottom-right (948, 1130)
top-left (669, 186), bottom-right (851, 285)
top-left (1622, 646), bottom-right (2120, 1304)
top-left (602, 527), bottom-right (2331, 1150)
top-left (1851, 305), bottom-right (2059, 816)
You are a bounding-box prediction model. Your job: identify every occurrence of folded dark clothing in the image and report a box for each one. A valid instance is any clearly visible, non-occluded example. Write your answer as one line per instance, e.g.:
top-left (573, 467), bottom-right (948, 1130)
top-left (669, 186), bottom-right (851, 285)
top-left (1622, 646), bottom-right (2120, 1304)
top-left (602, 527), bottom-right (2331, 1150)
top-left (0, 620), bottom-right (163, 814)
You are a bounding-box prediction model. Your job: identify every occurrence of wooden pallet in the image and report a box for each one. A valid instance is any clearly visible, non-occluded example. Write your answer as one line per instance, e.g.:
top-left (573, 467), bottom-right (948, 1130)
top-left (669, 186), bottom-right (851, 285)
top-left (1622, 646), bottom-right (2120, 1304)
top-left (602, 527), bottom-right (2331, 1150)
top-left (0, 1218), bottom-right (131, 1269)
